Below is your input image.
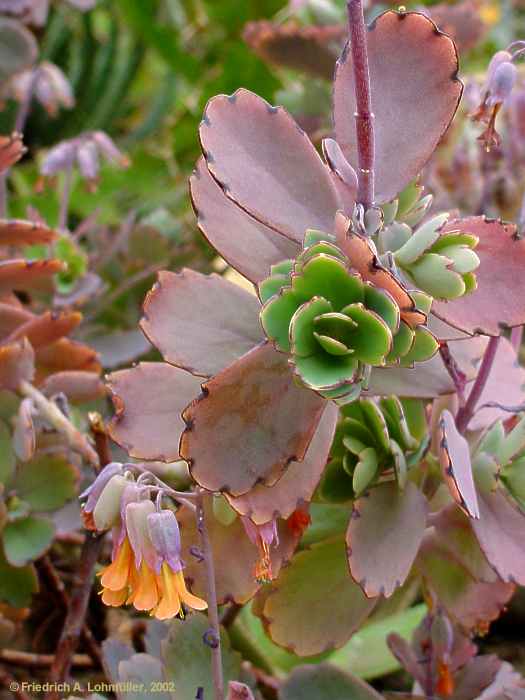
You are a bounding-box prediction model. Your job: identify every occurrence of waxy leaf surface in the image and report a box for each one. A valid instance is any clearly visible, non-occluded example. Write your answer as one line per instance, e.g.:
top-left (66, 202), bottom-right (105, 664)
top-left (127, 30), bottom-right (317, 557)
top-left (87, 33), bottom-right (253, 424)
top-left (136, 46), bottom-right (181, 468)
top-left (108, 362), bottom-right (202, 462)
top-left (259, 537), bottom-right (376, 655)
top-left (141, 269), bottom-right (262, 377)
top-left (433, 218), bottom-right (525, 336)
top-left (346, 482), bottom-right (428, 598)
top-left (280, 664), bottom-right (384, 700)
top-left (439, 410), bottom-right (480, 519)
top-left (200, 88), bottom-right (339, 242)
top-left (334, 10), bottom-right (462, 202)
top-left (190, 158), bottom-right (298, 283)
top-left (180, 342), bottom-right (325, 496)
top-left (0, 219), bottom-right (57, 246)
top-left (227, 402), bottom-right (339, 523)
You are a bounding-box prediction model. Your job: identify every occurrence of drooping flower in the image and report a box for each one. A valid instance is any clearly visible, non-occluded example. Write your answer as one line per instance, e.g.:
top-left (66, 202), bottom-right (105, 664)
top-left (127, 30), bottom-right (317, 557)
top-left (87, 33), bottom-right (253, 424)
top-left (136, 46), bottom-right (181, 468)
top-left (241, 516), bottom-right (279, 583)
top-left (6, 62), bottom-right (74, 116)
top-left (99, 502), bottom-right (207, 619)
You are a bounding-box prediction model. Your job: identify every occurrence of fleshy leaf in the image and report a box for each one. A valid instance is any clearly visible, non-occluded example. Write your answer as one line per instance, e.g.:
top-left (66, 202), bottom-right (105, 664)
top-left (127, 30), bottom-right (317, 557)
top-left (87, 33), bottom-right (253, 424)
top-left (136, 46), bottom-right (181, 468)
top-left (433, 218), bottom-right (525, 336)
top-left (416, 534), bottom-right (514, 631)
top-left (190, 158), bottom-right (298, 283)
top-left (141, 269), bottom-right (262, 377)
top-left (258, 537), bottom-right (376, 655)
top-left (200, 89), bottom-right (339, 243)
top-left (180, 342), bottom-right (325, 496)
top-left (439, 410), bottom-right (480, 519)
top-left (0, 339), bottom-right (34, 390)
top-left (0, 259), bottom-right (64, 294)
top-left (41, 371), bottom-right (106, 403)
top-left (0, 419), bottom-right (15, 482)
top-left (12, 454), bottom-right (78, 511)
top-left (161, 614), bottom-right (242, 700)
top-left (6, 310), bottom-right (82, 349)
top-left (346, 482), bottom-right (428, 597)
top-left (3, 515), bottom-right (55, 567)
top-left (117, 654), bottom-right (169, 700)
top-left (178, 499), bottom-right (298, 604)
top-left (108, 362), bottom-right (202, 462)
top-left (280, 664), bottom-right (384, 700)
top-left (334, 10), bottom-right (462, 202)
top-left (12, 397), bottom-right (35, 461)
top-left (0, 219), bottom-right (57, 246)
top-left (0, 546), bottom-right (37, 607)
top-left (227, 403), bottom-right (338, 524)
top-left (243, 21), bottom-right (345, 80)
top-left (471, 489), bottom-right (525, 585)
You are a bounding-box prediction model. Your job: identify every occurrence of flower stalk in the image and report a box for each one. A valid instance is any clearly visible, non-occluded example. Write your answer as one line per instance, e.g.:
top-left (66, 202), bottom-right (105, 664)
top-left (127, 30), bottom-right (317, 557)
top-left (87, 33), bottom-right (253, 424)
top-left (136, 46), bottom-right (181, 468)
top-left (455, 336), bottom-right (501, 433)
top-left (347, 0), bottom-right (375, 208)
top-left (196, 490), bottom-right (224, 700)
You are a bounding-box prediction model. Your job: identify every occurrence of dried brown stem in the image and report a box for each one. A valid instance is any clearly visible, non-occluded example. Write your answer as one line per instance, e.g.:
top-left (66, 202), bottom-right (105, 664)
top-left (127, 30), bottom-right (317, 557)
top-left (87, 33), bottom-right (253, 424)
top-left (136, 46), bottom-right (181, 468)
top-left (0, 649), bottom-right (93, 669)
top-left (347, 0), bottom-right (375, 207)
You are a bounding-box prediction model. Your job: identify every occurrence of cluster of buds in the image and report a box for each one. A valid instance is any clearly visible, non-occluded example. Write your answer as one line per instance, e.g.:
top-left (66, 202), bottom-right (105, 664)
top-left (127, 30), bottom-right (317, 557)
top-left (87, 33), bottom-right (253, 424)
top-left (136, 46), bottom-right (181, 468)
top-left (80, 462), bottom-right (207, 620)
top-left (39, 131), bottom-right (130, 192)
top-left (471, 46), bottom-right (522, 150)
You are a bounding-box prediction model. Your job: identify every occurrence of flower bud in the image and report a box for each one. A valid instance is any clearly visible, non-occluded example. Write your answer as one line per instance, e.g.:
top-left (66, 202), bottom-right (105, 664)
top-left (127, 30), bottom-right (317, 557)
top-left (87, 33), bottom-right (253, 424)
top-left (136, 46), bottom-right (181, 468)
top-left (487, 61), bottom-right (517, 107)
top-left (92, 131), bottom-right (130, 168)
top-left (126, 500), bottom-right (158, 570)
top-left (93, 473), bottom-right (130, 532)
top-left (40, 141), bottom-right (76, 177)
top-left (147, 510), bottom-right (183, 573)
top-left (77, 141), bottom-right (100, 182)
top-left (430, 610), bottom-right (454, 660)
top-left (80, 461), bottom-right (122, 514)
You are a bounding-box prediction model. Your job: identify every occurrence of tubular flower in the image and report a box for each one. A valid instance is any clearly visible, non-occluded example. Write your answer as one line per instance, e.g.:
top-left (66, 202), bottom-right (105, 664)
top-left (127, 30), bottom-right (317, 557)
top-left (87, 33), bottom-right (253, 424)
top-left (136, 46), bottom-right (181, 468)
top-left (79, 462), bottom-right (126, 531)
top-left (241, 517), bottom-right (279, 583)
top-left (99, 504), bottom-right (206, 619)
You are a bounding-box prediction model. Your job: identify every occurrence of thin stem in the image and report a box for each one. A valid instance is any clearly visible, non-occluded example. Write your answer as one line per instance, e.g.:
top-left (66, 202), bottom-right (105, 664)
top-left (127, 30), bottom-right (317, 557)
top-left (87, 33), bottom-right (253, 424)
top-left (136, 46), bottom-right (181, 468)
top-left (15, 67), bottom-right (40, 134)
top-left (196, 490), bottom-right (224, 700)
top-left (18, 381), bottom-right (99, 467)
top-left (456, 336), bottom-right (501, 433)
top-left (438, 343), bottom-right (467, 406)
top-left (58, 164), bottom-right (74, 231)
top-left (0, 649), bottom-right (93, 669)
top-left (347, 0), bottom-right (375, 208)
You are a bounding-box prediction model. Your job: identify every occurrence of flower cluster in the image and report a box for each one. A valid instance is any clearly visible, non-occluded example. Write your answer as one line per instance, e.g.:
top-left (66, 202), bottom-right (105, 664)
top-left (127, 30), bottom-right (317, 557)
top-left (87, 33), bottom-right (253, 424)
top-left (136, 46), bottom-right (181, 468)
top-left (81, 463), bottom-right (207, 620)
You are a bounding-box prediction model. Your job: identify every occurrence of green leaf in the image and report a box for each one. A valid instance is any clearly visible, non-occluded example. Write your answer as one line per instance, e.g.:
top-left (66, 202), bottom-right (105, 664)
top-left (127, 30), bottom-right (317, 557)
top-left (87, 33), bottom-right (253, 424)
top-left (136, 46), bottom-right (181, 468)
top-left (0, 545), bottom-right (37, 607)
top-left (12, 454), bottom-right (78, 512)
top-left (258, 537), bottom-right (376, 656)
top-left (318, 458), bottom-right (354, 503)
top-left (3, 515), bottom-right (55, 566)
top-left (352, 448), bottom-right (379, 496)
top-left (341, 304), bottom-right (392, 365)
top-left (364, 286), bottom-right (400, 333)
top-left (162, 613), bottom-right (241, 698)
top-left (0, 419), bottom-right (15, 484)
top-left (260, 289), bottom-right (300, 352)
top-left (407, 253), bottom-right (466, 300)
top-left (401, 327), bottom-right (438, 365)
top-left (394, 214), bottom-right (447, 266)
top-left (295, 353), bottom-right (359, 392)
top-left (291, 298), bottom-right (333, 357)
top-left (280, 664), bottom-right (384, 700)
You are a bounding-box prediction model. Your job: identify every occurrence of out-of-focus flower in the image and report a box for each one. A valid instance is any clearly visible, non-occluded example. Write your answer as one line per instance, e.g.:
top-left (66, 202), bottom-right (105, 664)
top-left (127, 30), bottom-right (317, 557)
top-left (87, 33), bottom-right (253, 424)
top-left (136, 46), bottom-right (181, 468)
top-left (39, 131), bottom-right (130, 191)
top-left (2, 0), bottom-right (98, 26)
top-left (241, 516), bottom-right (279, 583)
top-left (80, 461), bottom-right (123, 530)
top-left (7, 62), bottom-right (74, 116)
top-left (472, 50), bottom-right (519, 150)
top-left (99, 503), bottom-right (207, 619)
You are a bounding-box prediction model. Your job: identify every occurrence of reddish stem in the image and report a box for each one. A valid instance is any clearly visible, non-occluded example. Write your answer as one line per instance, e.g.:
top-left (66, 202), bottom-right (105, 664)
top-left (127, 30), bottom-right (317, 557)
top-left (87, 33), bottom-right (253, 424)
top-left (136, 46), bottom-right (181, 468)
top-left (347, 0), bottom-right (375, 208)
top-left (456, 336), bottom-right (500, 433)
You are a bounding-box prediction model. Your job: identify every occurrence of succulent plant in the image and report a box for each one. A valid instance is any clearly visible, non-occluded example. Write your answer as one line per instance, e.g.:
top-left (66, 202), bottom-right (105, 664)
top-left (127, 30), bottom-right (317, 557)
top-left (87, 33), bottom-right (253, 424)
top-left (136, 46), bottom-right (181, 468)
top-left (260, 226), bottom-right (438, 403)
top-left (319, 396), bottom-right (427, 501)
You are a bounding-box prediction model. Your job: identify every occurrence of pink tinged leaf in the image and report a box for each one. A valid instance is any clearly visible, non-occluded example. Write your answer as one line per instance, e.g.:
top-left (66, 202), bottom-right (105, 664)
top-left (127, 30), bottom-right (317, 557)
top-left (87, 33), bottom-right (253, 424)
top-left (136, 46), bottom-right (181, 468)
top-left (416, 534), bottom-right (514, 631)
top-left (259, 536), bottom-right (377, 655)
top-left (0, 259), bottom-right (64, 294)
top-left (452, 656), bottom-right (503, 700)
top-left (199, 88), bottom-right (340, 243)
top-left (5, 310), bottom-right (82, 349)
top-left (322, 138), bottom-right (358, 216)
top-left (243, 21), bottom-right (345, 81)
top-left (180, 342), bottom-right (326, 496)
top-left (226, 402), bottom-right (338, 523)
top-left (366, 334), bottom-right (488, 398)
top-left (471, 488), bottom-right (525, 585)
top-left (41, 371), bottom-right (106, 403)
top-left (346, 482), bottom-right (428, 598)
top-left (439, 410), bottom-right (480, 519)
top-left (0, 302), bottom-right (33, 340)
top-left (107, 362), bottom-right (202, 462)
top-left (190, 158), bottom-right (299, 284)
top-left (431, 505), bottom-right (498, 583)
top-left (433, 218), bottom-right (525, 337)
top-left (13, 397), bottom-right (35, 462)
top-left (333, 10), bottom-right (462, 202)
top-left (0, 339), bottom-right (34, 390)
top-left (0, 219), bottom-right (57, 246)
top-left (0, 133), bottom-right (26, 174)
top-left (141, 269), bottom-right (263, 378)
top-left (467, 338), bottom-right (525, 432)
top-left (178, 499), bottom-right (299, 605)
